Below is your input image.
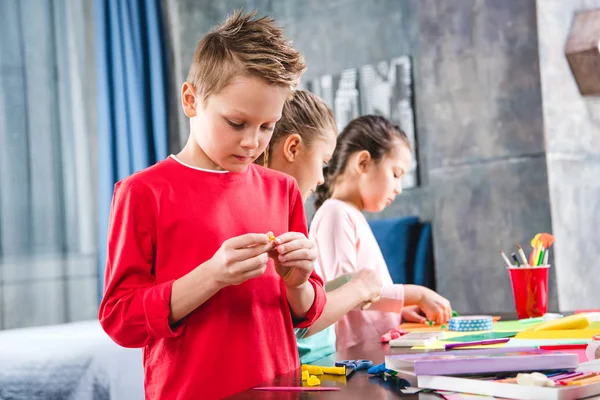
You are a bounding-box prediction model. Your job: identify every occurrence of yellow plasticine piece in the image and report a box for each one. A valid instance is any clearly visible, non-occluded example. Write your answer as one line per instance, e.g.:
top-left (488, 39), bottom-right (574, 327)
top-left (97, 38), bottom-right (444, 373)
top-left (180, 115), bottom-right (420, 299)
top-left (527, 314), bottom-right (590, 332)
top-left (301, 365), bottom-right (324, 375)
top-left (301, 370), bottom-right (309, 381)
top-left (319, 374), bottom-right (347, 384)
top-left (268, 235), bottom-right (276, 241)
top-left (307, 375), bottom-right (321, 386)
top-left (321, 366), bottom-right (346, 375)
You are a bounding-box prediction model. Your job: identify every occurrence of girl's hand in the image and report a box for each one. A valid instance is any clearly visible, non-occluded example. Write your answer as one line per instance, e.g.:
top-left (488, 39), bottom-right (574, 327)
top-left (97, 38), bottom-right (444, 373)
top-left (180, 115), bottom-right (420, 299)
top-left (401, 305), bottom-right (428, 324)
top-left (417, 288), bottom-right (452, 325)
top-left (270, 232), bottom-right (316, 288)
top-left (209, 233), bottom-right (273, 288)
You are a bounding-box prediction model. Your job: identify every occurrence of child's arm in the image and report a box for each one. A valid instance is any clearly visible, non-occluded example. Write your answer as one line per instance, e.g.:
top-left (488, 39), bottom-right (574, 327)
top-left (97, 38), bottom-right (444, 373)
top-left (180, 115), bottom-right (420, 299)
top-left (363, 284), bottom-right (404, 313)
top-left (303, 269), bottom-right (382, 337)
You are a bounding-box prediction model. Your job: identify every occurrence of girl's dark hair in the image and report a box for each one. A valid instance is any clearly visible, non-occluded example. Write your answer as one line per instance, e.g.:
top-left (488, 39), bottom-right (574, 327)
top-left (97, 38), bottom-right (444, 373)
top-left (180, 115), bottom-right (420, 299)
top-left (314, 115), bottom-right (410, 210)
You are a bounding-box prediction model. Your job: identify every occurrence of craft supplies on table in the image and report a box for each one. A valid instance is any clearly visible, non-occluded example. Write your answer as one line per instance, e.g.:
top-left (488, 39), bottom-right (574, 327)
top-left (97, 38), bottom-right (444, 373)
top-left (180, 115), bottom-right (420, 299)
top-left (448, 316), bottom-right (494, 332)
top-left (445, 338), bottom-right (511, 350)
top-left (301, 364), bottom-right (345, 376)
top-left (587, 335), bottom-right (600, 361)
top-left (385, 347), bottom-right (578, 376)
top-left (417, 372), bottom-right (600, 400)
top-left (389, 331), bottom-right (444, 347)
top-left (335, 359), bottom-right (374, 379)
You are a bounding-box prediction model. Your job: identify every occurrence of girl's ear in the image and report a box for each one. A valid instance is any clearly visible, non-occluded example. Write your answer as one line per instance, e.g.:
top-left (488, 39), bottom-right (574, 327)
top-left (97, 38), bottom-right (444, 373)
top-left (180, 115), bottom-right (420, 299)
top-left (282, 133), bottom-right (303, 163)
top-left (181, 82), bottom-right (197, 118)
top-left (354, 150), bottom-right (371, 174)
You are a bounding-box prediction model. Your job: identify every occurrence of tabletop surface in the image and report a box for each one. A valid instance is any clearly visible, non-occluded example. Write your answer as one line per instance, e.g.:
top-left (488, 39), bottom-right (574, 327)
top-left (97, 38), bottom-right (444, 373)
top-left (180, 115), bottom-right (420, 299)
top-left (226, 339), bottom-right (438, 399)
top-left (225, 312), bottom-right (579, 399)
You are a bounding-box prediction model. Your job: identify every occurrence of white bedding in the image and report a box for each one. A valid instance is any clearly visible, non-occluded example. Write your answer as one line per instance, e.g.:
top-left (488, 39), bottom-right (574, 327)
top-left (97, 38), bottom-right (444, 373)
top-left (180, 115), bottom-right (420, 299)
top-left (0, 321), bottom-right (144, 400)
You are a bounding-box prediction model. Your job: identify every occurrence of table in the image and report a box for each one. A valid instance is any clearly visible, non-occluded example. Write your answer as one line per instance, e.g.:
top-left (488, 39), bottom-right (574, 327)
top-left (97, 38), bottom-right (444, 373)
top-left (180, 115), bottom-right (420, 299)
top-left (226, 339), bottom-right (445, 399)
top-left (227, 312), bottom-right (565, 399)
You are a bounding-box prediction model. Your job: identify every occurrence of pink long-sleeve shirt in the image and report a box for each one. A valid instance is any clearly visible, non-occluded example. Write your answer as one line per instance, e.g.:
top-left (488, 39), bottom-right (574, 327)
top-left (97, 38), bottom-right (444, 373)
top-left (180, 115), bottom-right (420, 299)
top-left (310, 198), bottom-right (404, 350)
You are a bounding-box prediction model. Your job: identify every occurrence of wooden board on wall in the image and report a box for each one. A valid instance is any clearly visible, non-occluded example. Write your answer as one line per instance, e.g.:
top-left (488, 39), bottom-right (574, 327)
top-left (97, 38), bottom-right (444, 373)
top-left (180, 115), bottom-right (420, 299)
top-left (565, 9), bottom-right (600, 96)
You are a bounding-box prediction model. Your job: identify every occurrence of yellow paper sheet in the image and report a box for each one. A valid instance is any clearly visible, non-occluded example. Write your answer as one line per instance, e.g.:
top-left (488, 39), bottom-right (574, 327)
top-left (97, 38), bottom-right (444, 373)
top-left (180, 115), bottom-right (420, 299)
top-left (515, 328), bottom-right (600, 339)
top-left (411, 331), bottom-right (508, 350)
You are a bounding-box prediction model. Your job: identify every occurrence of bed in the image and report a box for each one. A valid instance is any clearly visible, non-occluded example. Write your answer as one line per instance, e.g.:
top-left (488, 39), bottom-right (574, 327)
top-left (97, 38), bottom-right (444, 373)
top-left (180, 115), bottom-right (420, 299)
top-left (0, 320), bottom-right (144, 400)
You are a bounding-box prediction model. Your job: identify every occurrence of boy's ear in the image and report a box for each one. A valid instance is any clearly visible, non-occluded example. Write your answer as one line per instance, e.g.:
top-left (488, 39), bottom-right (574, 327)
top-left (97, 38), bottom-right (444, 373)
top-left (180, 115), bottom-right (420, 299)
top-left (355, 150), bottom-right (371, 174)
top-left (181, 82), bottom-right (197, 118)
top-left (282, 134), bottom-right (303, 162)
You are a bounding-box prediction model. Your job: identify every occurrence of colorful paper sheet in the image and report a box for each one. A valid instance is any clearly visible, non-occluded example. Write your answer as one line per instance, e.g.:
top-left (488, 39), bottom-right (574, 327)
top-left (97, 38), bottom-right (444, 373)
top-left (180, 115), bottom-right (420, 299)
top-left (492, 319), bottom-right (543, 332)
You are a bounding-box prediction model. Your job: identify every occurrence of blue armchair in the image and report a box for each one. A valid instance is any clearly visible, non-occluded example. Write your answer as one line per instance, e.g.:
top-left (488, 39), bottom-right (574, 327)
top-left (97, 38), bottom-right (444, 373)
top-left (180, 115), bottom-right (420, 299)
top-left (369, 216), bottom-right (435, 289)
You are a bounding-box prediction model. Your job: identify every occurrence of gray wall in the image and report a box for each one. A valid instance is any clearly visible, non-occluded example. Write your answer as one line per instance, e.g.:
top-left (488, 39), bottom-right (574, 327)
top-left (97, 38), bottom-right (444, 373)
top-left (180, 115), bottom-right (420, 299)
top-left (418, 0), bottom-right (558, 313)
top-left (165, 0), bottom-right (600, 313)
top-left (537, 0), bottom-right (600, 310)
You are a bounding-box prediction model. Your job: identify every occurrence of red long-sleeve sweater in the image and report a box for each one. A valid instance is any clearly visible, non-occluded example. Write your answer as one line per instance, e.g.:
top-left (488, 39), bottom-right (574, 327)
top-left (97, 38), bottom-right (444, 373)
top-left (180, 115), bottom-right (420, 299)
top-left (99, 156), bottom-right (325, 399)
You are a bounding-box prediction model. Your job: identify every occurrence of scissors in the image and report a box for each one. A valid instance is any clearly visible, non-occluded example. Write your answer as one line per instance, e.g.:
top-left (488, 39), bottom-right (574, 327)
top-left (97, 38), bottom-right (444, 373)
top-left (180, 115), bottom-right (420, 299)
top-left (335, 359), bottom-right (374, 379)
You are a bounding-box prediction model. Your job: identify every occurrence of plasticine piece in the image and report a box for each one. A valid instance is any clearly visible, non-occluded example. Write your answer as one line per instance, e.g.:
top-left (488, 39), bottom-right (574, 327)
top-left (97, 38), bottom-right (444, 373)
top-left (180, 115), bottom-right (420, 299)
top-left (301, 365), bottom-right (324, 375)
top-left (516, 372), bottom-right (555, 387)
top-left (321, 366), bottom-right (346, 375)
top-left (307, 375), bottom-right (321, 386)
top-left (381, 327), bottom-right (407, 343)
top-left (301, 370), bottom-right (309, 381)
top-left (368, 363), bottom-right (394, 375)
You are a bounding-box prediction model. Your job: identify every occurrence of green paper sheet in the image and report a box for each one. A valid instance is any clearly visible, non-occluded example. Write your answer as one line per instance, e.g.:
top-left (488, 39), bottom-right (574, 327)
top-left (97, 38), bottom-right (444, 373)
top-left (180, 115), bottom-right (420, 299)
top-left (492, 319), bottom-right (542, 332)
top-left (442, 331), bottom-right (519, 342)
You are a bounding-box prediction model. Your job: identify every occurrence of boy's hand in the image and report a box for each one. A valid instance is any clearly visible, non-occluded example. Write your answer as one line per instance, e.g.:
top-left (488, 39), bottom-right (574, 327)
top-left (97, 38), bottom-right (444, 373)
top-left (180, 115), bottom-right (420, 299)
top-left (270, 232), bottom-right (316, 288)
top-left (417, 287), bottom-right (452, 325)
top-left (350, 269), bottom-right (382, 310)
top-left (401, 305), bottom-right (428, 324)
top-left (209, 233), bottom-right (273, 288)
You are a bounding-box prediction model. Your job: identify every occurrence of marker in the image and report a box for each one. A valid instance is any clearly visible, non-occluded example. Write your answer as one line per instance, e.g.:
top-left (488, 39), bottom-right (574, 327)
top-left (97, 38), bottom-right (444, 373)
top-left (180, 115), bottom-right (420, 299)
top-left (445, 338), bottom-right (510, 350)
top-left (536, 244), bottom-right (544, 266)
top-left (516, 244), bottom-right (529, 266)
top-left (510, 253), bottom-right (520, 266)
top-left (539, 344), bottom-right (588, 350)
top-left (500, 250), bottom-right (512, 268)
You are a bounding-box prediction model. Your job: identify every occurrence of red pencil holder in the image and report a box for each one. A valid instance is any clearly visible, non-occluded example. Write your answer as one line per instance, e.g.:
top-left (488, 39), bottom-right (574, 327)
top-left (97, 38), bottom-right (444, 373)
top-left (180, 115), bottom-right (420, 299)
top-left (508, 265), bottom-right (550, 319)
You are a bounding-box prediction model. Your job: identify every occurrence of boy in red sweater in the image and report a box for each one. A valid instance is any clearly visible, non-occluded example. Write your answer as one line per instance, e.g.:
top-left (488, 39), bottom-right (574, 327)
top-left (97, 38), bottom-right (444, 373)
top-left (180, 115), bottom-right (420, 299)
top-left (98, 11), bottom-right (325, 399)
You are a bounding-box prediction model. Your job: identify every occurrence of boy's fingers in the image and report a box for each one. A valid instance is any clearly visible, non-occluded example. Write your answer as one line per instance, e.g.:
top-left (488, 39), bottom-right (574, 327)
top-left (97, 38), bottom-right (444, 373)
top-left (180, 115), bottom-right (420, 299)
top-left (277, 260), bottom-right (312, 270)
top-left (234, 253), bottom-right (269, 275)
top-left (237, 264), bottom-right (268, 283)
top-left (273, 231), bottom-right (305, 245)
top-left (228, 233), bottom-right (270, 249)
top-left (276, 239), bottom-right (310, 254)
top-left (233, 242), bottom-right (273, 261)
top-left (278, 248), bottom-right (315, 262)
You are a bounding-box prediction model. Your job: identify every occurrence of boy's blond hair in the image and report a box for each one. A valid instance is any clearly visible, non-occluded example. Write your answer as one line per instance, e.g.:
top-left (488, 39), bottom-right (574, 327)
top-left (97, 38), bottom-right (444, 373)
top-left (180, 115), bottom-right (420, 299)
top-left (258, 90), bottom-right (337, 167)
top-left (187, 10), bottom-right (306, 101)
